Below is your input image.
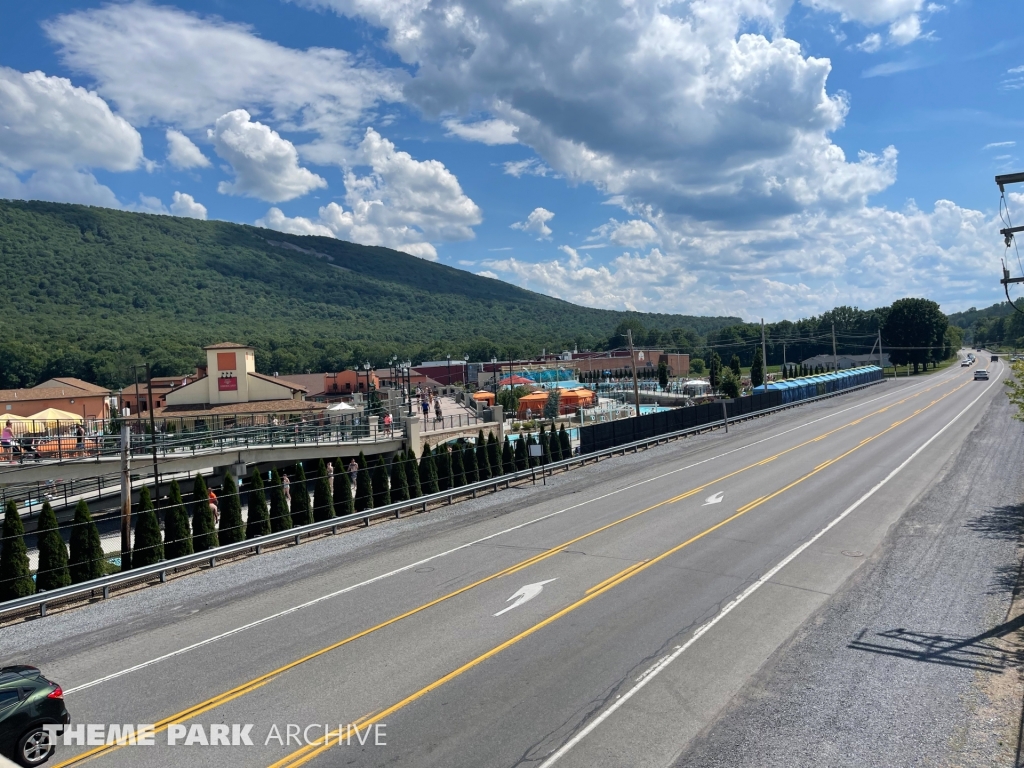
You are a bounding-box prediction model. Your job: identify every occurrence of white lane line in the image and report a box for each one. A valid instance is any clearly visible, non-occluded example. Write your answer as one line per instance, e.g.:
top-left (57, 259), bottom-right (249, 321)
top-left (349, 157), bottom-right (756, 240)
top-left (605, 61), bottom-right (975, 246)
top-left (536, 372), bottom-right (999, 768)
top-left (63, 376), bottom-right (939, 695)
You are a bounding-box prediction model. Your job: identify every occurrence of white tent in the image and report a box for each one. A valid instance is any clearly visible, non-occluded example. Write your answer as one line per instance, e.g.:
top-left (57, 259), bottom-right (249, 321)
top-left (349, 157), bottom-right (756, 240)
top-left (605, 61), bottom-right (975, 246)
top-left (327, 401), bottom-right (356, 411)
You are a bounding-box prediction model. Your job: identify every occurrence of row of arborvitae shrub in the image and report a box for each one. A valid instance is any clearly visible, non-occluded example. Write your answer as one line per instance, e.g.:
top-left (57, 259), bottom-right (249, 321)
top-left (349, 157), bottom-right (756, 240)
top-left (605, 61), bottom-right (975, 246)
top-left (0, 426), bottom-right (573, 600)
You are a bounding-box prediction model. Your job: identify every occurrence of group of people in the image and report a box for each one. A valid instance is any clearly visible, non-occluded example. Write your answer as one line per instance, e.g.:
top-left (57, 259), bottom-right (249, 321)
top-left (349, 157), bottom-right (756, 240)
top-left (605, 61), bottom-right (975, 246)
top-left (413, 386), bottom-right (445, 423)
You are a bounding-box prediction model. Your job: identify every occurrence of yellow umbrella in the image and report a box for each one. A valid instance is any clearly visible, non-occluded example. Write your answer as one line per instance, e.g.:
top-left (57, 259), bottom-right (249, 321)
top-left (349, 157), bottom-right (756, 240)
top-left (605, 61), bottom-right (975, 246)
top-left (26, 407), bottom-right (84, 426)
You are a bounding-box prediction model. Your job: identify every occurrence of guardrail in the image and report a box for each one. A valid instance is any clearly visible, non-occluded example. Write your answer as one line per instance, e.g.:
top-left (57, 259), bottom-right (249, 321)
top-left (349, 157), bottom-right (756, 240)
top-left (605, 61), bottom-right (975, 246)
top-left (0, 416), bottom-right (402, 479)
top-left (0, 377), bottom-right (884, 622)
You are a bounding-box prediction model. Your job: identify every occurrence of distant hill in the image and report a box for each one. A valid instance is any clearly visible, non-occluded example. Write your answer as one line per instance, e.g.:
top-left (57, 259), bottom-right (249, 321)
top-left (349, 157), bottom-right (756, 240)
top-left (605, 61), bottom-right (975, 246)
top-left (0, 200), bottom-right (740, 389)
top-left (948, 301), bottom-right (1024, 346)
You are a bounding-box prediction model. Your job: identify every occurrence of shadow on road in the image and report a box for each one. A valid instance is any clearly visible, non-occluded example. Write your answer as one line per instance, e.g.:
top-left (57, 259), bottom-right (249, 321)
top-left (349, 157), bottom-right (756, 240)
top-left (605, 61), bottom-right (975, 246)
top-left (848, 614), bottom-right (1024, 673)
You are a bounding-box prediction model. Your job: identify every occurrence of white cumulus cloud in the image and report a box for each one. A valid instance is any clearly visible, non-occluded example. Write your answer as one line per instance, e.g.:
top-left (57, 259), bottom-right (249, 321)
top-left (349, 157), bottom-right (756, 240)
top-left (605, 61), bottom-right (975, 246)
top-left (443, 118), bottom-right (518, 145)
top-left (511, 208), bottom-right (555, 240)
top-left (45, 2), bottom-right (403, 146)
top-left (0, 66), bottom-right (142, 174)
top-left (165, 129), bottom-right (210, 170)
top-left (209, 109), bottom-right (327, 202)
top-left (170, 191), bottom-right (207, 219)
top-left (257, 128), bottom-right (481, 260)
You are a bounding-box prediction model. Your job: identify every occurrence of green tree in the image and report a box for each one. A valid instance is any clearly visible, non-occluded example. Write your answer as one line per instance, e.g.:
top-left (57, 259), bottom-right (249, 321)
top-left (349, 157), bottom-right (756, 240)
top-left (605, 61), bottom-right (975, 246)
top-left (420, 444), bottom-right (440, 495)
top-left (191, 473), bottom-right (219, 551)
top-left (1006, 359), bottom-right (1024, 421)
top-left (720, 368), bottom-right (741, 398)
top-left (372, 455), bottom-right (391, 507)
top-left (487, 432), bottom-right (501, 476)
top-left (750, 347), bottom-right (765, 388)
top-left (709, 351), bottom-right (722, 388)
top-left (0, 500), bottom-right (33, 599)
top-left (503, 436), bottom-right (515, 474)
top-left (435, 444), bottom-right (451, 491)
top-left (658, 360), bottom-right (669, 390)
top-left (451, 445), bottom-right (466, 487)
top-left (246, 470), bottom-right (271, 538)
top-left (219, 473), bottom-right (245, 544)
top-left (355, 452), bottom-right (373, 512)
top-left (312, 459), bottom-right (335, 522)
top-left (729, 355), bottom-right (742, 378)
top-left (690, 358), bottom-right (706, 375)
top-left (35, 502), bottom-right (70, 591)
top-left (390, 455), bottom-right (410, 502)
top-left (334, 463), bottom-right (355, 517)
top-left (475, 433), bottom-right (490, 481)
top-left (541, 425), bottom-right (553, 464)
top-left (290, 464), bottom-right (312, 527)
top-left (405, 449), bottom-right (423, 498)
top-left (515, 435), bottom-right (528, 470)
top-left (162, 480), bottom-right (193, 560)
top-left (883, 298), bottom-right (948, 373)
top-left (132, 486), bottom-right (164, 567)
top-left (549, 426), bottom-right (563, 462)
top-left (269, 468), bottom-right (292, 533)
top-left (558, 424), bottom-right (571, 457)
top-left (543, 389), bottom-right (562, 419)
top-left (464, 443), bottom-right (480, 483)
top-left (70, 499), bottom-right (105, 582)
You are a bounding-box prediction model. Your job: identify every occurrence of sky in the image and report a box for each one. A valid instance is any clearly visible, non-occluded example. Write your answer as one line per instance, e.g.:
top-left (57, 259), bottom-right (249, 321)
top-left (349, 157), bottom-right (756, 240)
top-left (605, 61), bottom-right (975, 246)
top-left (1, 0), bottom-right (1022, 322)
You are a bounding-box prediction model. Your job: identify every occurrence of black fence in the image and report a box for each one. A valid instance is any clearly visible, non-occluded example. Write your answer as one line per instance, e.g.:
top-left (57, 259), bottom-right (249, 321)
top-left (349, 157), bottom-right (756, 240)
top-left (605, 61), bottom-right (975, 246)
top-left (579, 392), bottom-right (782, 454)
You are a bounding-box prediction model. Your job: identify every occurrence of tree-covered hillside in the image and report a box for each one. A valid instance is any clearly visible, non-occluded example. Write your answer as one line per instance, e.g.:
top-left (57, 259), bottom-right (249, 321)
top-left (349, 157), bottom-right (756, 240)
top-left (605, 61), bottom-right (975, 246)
top-left (0, 200), bottom-right (740, 388)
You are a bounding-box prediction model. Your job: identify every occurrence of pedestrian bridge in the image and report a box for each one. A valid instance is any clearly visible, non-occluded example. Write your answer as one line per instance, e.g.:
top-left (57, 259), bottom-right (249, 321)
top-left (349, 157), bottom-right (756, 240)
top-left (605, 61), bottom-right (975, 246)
top-left (0, 415), bottom-right (415, 488)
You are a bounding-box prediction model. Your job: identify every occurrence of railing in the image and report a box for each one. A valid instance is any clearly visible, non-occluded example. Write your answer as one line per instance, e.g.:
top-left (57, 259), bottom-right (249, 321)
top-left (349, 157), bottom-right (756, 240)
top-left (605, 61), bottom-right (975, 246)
top-left (0, 375), bottom-right (885, 621)
top-left (0, 414), bottom-right (403, 476)
top-left (420, 413), bottom-right (483, 432)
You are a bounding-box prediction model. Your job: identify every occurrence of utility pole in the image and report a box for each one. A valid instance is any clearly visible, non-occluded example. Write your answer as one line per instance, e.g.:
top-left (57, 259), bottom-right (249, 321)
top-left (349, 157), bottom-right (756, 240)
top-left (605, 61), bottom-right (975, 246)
top-left (831, 323), bottom-right (839, 373)
top-left (878, 329), bottom-right (884, 377)
top-left (996, 173), bottom-right (1024, 314)
top-left (761, 318), bottom-right (767, 384)
top-left (145, 363), bottom-right (160, 504)
top-left (626, 330), bottom-right (642, 417)
top-left (120, 421), bottom-right (132, 571)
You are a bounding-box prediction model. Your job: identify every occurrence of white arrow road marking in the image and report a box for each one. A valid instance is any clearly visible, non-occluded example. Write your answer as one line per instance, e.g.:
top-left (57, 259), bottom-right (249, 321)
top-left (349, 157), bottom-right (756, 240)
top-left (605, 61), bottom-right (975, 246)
top-left (494, 579), bottom-right (557, 617)
top-left (702, 492), bottom-right (724, 506)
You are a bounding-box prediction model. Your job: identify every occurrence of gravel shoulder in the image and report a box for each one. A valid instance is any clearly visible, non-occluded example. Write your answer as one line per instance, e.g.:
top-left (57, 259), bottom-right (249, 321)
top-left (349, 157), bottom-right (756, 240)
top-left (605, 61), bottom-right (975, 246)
top-left (676, 385), bottom-right (1024, 767)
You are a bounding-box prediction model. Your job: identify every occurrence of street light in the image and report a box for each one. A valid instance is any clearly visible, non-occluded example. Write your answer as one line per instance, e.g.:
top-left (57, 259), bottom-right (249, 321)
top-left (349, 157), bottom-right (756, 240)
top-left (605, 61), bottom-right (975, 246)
top-left (491, 356), bottom-right (498, 394)
top-left (402, 361), bottom-right (413, 416)
top-left (446, 353), bottom-right (452, 388)
top-left (463, 354), bottom-right (469, 388)
top-left (362, 361), bottom-right (372, 400)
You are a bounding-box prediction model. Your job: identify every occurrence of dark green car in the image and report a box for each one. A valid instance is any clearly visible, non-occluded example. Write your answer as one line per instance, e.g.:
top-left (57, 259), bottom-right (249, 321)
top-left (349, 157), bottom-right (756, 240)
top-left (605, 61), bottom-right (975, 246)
top-left (0, 666), bottom-right (70, 767)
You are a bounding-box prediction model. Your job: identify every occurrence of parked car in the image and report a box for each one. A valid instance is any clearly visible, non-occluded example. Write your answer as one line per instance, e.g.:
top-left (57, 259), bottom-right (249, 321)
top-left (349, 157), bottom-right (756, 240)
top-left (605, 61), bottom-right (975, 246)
top-left (0, 666), bottom-right (69, 767)
top-left (974, 369), bottom-right (989, 381)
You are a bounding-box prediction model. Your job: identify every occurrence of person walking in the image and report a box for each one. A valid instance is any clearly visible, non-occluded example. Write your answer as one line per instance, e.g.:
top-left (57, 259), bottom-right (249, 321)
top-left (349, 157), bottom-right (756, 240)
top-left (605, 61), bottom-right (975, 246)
top-left (434, 400), bottom-right (443, 423)
top-left (348, 457), bottom-right (358, 487)
top-left (327, 460), bottom-right (335, 484)
top-left (421, 398), bottom-right (430, 420)
top-left (383, 412), bottom-right (393, 437)
top-left (208, 487), bottom-right (220, 525)
top-left (282, 472), bottom-right (291, 504)
top-left (1, 420), bottom-right (13, 463)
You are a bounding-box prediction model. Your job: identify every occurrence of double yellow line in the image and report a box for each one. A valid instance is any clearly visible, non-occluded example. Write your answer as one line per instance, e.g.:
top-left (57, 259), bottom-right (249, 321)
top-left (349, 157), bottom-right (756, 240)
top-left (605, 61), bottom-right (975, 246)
top-left (268, 374), bottom-right (972, 767)
top-left (52, 372), bottom-right (963, 768)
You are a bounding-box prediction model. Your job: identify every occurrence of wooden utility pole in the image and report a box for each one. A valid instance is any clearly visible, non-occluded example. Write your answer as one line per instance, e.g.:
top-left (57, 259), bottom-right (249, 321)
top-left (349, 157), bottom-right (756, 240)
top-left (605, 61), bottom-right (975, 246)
top-left (832, 323), bottom-right (839, 372)
top-left (626, 330), bottom-right (642, 417)
top-left (120, 421), bottom-right (132, 571)
top-left (878, 329), bottom-right (884, 376)
top-left (761, 319), bottom-right (767, 384)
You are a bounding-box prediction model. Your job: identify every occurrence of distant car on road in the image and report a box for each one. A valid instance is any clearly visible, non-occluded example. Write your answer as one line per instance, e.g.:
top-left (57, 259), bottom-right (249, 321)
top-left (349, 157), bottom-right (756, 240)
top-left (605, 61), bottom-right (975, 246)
top-left (961, 360), bottom-right (970, 367)
top-left (0, 666), bottom-right (69, 767)
top-left (991, 355), bottom-right (999, 362)
top-left (974, 370), bottom-right (989, 381)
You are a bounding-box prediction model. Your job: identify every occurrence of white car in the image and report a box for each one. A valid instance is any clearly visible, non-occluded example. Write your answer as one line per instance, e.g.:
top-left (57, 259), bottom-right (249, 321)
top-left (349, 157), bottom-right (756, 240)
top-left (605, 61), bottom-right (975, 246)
top-left (974, 369), bottom-right (989, 380)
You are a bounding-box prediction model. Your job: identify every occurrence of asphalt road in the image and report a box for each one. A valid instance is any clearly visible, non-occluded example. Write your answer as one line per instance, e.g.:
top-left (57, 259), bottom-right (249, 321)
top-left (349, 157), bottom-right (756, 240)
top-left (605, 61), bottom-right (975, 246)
top-left (2, 356), bottom-right (1008, 768)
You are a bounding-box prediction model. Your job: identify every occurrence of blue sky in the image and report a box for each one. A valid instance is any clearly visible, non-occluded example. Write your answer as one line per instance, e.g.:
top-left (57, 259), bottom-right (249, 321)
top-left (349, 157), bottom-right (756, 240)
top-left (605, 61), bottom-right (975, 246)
top-left (1, 0), bottom-right (1021, 321)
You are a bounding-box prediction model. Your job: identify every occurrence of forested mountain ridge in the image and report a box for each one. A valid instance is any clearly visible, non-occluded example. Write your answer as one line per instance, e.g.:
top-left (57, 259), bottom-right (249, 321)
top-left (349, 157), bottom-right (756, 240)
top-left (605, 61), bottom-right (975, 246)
top-left (0, 200), bottom-right (740, 388)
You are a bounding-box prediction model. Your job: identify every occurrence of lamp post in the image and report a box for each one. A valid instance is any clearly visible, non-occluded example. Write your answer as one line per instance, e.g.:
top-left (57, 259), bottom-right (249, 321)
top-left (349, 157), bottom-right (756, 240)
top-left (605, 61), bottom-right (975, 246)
top-left (446, 353), bottom-right (452, 388)
top-left (362, 361), bottom-right (372, 404)
top-left (402, 361), bottom-right (413, 416)
top-left (491, 356), bottom-right (498, 394)
top-left (130, 363), bottom-right (160, 505)
top-left (463, 354), bottom-right (469, 388)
